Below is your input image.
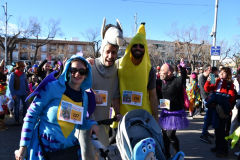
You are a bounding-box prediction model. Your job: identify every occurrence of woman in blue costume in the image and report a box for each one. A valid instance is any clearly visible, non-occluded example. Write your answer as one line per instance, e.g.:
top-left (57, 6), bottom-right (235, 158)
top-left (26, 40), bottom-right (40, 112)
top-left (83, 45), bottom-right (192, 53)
top-left (15, 55), bottom-right (99, 160)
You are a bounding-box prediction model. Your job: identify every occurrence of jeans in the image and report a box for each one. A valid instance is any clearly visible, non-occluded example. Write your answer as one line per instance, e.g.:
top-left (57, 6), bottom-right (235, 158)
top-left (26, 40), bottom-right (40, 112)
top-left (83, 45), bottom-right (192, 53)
top-left (14, 95), bottom-right (28, 121)
top-left (215, 118), bottom-right (228, 152)
top-left (202, 99), bottom-right (210, 136)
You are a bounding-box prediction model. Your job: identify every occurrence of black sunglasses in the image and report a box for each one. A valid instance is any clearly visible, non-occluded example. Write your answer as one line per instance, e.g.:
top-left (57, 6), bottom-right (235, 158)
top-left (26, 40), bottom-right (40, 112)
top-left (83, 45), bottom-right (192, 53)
top-left (132, 44), bottom-right (144, 49)
top-left (69, 68), bottom-right (88, 75)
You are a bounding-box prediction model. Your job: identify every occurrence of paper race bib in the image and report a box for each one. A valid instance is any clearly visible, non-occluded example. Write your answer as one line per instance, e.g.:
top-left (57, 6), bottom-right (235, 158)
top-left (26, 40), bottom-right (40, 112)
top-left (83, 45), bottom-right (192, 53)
top-left (58, 100), bottom-right (84, 124)
top-left (96, 90), bottom-right (108, 106)
top-left (159, 99), bottom-right (170, 110)
top-left (122, 90), bottom-right (143, 106)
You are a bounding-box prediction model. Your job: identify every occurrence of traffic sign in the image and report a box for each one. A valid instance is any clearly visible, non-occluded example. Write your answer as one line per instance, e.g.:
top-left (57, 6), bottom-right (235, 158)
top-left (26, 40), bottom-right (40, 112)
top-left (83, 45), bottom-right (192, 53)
top-left (211, 46), bottom-right (221, 56)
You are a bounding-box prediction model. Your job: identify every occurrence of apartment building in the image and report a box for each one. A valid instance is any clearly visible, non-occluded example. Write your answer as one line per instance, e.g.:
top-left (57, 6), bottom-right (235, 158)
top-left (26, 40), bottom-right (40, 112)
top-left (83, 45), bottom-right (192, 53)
top-left (0, 37), bottom-right (94, 63)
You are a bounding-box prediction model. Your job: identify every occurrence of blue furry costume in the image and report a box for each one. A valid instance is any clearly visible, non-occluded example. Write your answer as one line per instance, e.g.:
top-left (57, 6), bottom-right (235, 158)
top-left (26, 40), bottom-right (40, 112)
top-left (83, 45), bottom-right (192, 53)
top-left (19, 55), bottom-right (97, 160)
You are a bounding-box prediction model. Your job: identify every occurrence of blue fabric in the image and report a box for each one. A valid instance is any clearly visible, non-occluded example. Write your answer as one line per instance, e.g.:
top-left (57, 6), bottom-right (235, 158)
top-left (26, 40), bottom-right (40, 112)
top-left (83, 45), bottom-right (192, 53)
top-left (14, 95), bottom-right (28, 121)
top-left (202, 99), bottom-right (209, 136)
top-left (8, 72), bottom-right (30, 96)
top-left (205, 92), bottom-right (231, 129)
top-left (19, 55), bottom-right (97, 160)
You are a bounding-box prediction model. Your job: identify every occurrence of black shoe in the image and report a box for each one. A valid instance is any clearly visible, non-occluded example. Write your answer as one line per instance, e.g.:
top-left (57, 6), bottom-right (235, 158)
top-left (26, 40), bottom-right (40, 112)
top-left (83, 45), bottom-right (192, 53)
top-left (207, 132), bottom-right (214, 138)
top-left (210, 147), bottom-right (219, 152)
top-left (200, 135), bottom-right (212, 144)
top-left (215, 150), bottom-right (228, 157)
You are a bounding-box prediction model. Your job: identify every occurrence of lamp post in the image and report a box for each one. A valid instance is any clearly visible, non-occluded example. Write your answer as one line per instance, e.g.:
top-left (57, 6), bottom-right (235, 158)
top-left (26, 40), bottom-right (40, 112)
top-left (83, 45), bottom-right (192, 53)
top-left (211, 0), bottom-right (219, 67)
top-left (2, 2), bottom-right (12, 66)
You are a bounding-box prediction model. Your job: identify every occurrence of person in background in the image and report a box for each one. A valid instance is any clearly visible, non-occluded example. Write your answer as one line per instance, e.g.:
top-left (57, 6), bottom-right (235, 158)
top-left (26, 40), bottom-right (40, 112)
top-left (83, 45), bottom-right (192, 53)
top-left (8, 61), bottom-right (30, 125)
top-left (156, 66), bottom-right (160, 79)
top-left (204, 67), bottom-right (235, 157)
top-left (186, 73), bottom-right (201, 119)
top-left (37, 56), bottom-right (52, 80)
top-left (173, 65), bottom-right (178, 77)
top-left (194, 68), bottom-right (199, 84)
top-left (0, 83), bottom-right (9, 131)
top-left (199, 64), bottom-right (214, 144)
top-left (159, 60), bottom-right (188, 159)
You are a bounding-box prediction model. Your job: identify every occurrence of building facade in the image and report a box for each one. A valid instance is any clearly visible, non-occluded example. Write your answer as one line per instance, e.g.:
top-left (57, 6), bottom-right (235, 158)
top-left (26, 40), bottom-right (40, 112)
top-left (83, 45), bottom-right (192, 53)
top-left (0, 38), bottom-right (94, 64)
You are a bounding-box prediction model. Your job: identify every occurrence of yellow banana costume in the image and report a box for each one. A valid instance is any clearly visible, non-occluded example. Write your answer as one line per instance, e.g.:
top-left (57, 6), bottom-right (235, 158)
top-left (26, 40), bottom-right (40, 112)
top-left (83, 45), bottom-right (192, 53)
top-left (225, 126), bottom-right (240, 149)
top-left (112, 23), bottom-right (152, 128)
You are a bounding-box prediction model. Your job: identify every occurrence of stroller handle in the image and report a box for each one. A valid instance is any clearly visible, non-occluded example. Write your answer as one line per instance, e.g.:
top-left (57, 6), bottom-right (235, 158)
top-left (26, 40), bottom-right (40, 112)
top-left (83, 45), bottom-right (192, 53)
top-left (97, 117), bottom-right (117, 125)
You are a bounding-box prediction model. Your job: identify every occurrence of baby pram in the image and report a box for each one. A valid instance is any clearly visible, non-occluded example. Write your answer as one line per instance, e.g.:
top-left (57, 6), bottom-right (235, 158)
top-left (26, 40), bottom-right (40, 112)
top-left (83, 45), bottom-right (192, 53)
top-left (91, 109), bottom-right (185, 160)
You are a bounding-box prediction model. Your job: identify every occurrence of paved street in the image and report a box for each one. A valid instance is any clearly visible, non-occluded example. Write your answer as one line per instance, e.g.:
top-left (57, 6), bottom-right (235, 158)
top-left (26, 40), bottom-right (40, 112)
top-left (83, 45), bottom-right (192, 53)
top-left (1, 111), bottom-right (240, 160)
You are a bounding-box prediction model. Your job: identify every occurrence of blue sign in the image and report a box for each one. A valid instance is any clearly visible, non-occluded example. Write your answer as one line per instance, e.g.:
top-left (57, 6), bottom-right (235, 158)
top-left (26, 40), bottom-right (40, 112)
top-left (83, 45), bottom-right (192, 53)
top-left (211, 46), bottom-right (221, 56)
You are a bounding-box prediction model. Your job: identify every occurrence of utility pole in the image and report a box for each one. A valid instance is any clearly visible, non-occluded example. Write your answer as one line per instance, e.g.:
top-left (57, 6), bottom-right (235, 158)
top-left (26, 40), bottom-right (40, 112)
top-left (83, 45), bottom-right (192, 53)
top-left (211, 0), bottom-right (219, 67)
top-left (2, 3), bottom-right (12, 66)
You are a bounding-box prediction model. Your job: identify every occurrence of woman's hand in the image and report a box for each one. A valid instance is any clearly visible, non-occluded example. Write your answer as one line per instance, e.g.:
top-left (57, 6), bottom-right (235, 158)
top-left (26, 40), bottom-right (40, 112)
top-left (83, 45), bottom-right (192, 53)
top-left (15, 146), bottom-right (27, 160)
top-left (207, 76), bottom-right (211, 82)
top-left (89, 124), bottom-right (99, 137)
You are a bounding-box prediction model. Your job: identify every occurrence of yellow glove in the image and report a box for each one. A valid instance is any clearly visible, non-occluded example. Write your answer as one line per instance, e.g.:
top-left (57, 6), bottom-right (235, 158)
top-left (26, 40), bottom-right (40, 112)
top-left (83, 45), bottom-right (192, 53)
top-left (225, 126), bottom-right (240, 149)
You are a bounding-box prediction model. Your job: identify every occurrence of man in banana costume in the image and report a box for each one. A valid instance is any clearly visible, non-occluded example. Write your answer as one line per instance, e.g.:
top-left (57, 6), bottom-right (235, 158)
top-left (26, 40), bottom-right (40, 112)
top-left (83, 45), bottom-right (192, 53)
top-left (112, 23), bottom-right (158, 129)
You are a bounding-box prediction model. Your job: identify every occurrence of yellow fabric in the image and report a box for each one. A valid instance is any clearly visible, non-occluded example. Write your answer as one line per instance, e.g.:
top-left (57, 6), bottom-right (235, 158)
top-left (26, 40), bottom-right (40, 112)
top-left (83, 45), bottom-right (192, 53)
top-left (111, 24), bottom-right (152, 128)
top-left (57, 94), bottom-right (83, 138)
top-left (225, 126), bottom-right (240, 149)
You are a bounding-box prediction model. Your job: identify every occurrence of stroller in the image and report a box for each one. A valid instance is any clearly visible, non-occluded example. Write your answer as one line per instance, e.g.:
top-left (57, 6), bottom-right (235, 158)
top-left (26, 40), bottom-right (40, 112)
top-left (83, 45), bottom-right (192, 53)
top-left (91, 109), bottom-right (185, 160)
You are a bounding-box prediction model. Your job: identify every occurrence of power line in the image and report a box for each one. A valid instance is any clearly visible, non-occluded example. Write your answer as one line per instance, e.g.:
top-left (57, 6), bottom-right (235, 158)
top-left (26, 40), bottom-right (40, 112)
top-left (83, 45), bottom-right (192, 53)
top-left (120, 0), bottom-right (214, 7)
top-left (181, 7), bottom-right (214, 28)
top-left (163, 7), bottom-right (215, 40)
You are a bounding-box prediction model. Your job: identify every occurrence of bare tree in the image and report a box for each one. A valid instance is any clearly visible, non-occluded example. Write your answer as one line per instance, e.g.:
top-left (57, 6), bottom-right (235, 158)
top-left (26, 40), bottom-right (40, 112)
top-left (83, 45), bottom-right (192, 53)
top-left (25, 17), bottom-right (63, 64)
top-left (166, 22), bottom-right (213, 71)
top-left (227, 36), bottom-right (240, 67)
top-left (80, 28), bottom-right (101, 58)
top-left (0, 17), bottom-right (38, 64)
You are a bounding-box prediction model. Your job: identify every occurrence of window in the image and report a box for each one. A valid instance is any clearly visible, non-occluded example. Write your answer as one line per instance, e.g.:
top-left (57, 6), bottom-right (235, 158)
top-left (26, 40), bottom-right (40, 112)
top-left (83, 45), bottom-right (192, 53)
top-left (12, 52), bottom-right (18, 61)
top-left (57, 45), bottom-right (64, 54)
top-left (31, 43), bottom-right (35, 50)
top-left (20, 53), bottom-right (28, 60)
top-left (41, 45), bottom-right (47, 51)
top-left (49, 45), bottom-right (56, 52)
top-left (15, 44), bottom-right (18, 49)
top-left (41, 53), bottom-right (47, 60)
top-left (22, 44), bottom-right (28, 49)
top-left (68, 45), bottom-right (74, 52)
top-left (77, 45), bottom-right (83, 52)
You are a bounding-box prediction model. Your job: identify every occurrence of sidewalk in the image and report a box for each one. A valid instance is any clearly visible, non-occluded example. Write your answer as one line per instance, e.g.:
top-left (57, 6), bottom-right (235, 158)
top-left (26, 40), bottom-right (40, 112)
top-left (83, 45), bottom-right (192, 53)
top-left (0, 112), bottom-right (240, 160)
top-left (176, 113), bottom-right (239, 160)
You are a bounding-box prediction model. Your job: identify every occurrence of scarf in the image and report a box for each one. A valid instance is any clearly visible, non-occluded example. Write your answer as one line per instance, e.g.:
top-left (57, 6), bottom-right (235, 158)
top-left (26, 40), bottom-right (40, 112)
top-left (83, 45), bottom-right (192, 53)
top-left (15, 69), bottom-right (23, 77)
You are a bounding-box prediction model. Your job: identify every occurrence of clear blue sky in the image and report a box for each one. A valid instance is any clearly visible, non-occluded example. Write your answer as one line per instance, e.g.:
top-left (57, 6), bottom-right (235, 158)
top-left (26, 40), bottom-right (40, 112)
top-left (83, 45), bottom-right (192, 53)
top-left (1, 0), bottom-right (239, 46)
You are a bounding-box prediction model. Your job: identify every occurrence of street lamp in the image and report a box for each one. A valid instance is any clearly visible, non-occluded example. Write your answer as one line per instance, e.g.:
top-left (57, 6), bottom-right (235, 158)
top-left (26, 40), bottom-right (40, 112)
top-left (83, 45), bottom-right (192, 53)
top-left (2, 2), bottom-right (12, 66)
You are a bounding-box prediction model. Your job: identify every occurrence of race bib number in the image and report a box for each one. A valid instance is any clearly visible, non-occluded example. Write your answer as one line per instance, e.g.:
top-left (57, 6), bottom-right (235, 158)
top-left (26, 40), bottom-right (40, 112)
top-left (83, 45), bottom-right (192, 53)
top-left (96, 90), bottom-right (108, 106)
top-left (159, 99), bottom-right (170, 110)
top-left (122, 91), bottom-right (143, 106)
top-left (58, 100), bottom-right (84, 124)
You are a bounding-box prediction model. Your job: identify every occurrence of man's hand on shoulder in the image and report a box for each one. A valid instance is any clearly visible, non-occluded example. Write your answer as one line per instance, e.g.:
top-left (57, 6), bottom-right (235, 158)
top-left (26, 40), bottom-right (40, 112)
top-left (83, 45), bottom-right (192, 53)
top-left (86, 57), bottom-right (95, 65)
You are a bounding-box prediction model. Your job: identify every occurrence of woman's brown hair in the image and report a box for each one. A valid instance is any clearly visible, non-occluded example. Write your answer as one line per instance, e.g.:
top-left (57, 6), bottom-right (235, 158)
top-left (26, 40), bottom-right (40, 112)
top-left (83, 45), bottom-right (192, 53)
top-left (220, 67), bottom-right (232, 82)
